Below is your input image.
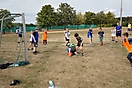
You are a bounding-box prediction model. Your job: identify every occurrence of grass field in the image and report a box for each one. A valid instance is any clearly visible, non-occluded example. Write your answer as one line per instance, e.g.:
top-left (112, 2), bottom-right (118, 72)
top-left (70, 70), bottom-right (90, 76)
top-left (0, 27), bottom-right (132, 88)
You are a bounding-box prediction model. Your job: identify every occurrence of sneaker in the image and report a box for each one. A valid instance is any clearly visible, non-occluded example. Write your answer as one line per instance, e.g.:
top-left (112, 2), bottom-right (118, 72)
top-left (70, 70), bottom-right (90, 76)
top-left (33, 52), bottom-right (37, 55)
top-left (18, 42), bottom-right (20, 43)
top-left (74, 52), bottom-right (78, 56)
top-left (28, 48), bottom-right (30, 50)
top-left (31, 48), bottom-right (33, 50)
top-left (82, 53), bottom-right (84, 56)
top-left (116, 41), bottom-right (118, 43)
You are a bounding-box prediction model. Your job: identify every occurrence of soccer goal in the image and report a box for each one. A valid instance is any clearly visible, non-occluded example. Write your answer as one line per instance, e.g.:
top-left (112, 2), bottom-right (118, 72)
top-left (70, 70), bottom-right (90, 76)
top-left (0, 13), bottom-right (29, 68)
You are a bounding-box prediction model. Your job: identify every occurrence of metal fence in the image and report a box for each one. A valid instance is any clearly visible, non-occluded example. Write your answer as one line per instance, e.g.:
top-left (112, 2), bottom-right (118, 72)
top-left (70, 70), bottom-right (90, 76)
top-left (3, 24), bottom-right (97, 33)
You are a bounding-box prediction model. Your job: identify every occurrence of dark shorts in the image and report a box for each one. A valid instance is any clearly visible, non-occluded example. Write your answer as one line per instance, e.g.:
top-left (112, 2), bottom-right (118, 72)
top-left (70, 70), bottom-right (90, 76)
top-left (128, 28), bottom-right (131, 31)
top-left (127, 53), bottom-right (132, 64)
top-left (34, 42), bottom-right (38, 47)
top-left (77, 43), bottom-right (83, 47)
top-left (30, 41), bottom-right (34, 44)
top-left (43, 40), bottom-right (47, 44)
top-left (71, 46), bottom-right (76, 53)
top-left (19, 34), bottom-right (22, 37)
top-left (65, 37), bottom-right (69, 42)
top-left (116, 33), bottom-right (121, 37)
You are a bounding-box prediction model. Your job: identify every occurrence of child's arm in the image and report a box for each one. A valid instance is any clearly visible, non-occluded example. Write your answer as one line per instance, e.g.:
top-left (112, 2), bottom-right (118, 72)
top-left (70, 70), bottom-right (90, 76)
top-left (80, 39), bottom-right (84, 46)
top-left (32, 35), bottom-right (36, 43)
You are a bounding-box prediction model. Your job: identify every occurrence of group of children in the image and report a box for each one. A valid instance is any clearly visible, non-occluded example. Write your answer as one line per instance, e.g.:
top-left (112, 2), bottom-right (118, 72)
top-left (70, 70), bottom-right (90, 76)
top-left (28, 28), bottom-right (47, 55)
top-left (64, 23), bottom-right (132, 68)
top-left (16, 24), bottom-right (132, 68)
top-left (64, 28), bottom-right (84, 56)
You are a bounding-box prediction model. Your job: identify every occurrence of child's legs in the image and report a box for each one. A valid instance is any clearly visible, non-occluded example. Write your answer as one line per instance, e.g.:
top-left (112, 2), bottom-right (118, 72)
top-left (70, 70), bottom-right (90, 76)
top-left (127, 53), bottom-right (132, 64)
top-left (89, 38), bottom-right (92, 45)
top-left (28, 43), bottom-right (32, 48)
top-left (45, 40), bottom-right (47, 44)
top-left (18, 34), bottom-right (22, 42)
top-left (99, 37), bottom-right (103, 43)
top-left (43, 40), bottom-right (47, 45)
top-left (34, 43), bottom-right (38, 52)
top-left (79, 46), bottom-right (83, 53)
top-left (76, 46), bottom-right (79, 52)
top-left (115, 34), bottom-right (118, 41)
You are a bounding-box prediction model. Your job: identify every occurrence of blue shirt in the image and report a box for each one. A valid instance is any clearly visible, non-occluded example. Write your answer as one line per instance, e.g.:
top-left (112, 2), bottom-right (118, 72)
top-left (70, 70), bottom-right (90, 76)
top-left (87, 29), bottom-right (93, 37)
top-left (116, 26), bottom-right (122, 34)
top-left (33, 31), bottom-right (39, 42)
top-left (18, 28), bottom-right (23, 34)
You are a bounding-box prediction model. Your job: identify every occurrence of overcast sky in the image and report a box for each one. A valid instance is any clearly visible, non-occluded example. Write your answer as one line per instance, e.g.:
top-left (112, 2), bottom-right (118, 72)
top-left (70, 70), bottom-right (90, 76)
top-left (0, 0), bottom-right (131, 24)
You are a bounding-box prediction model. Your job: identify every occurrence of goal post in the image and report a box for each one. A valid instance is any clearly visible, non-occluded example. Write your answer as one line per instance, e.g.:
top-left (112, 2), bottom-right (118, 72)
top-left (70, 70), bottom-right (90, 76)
top-left (0, 13), bottom-right (29, 66)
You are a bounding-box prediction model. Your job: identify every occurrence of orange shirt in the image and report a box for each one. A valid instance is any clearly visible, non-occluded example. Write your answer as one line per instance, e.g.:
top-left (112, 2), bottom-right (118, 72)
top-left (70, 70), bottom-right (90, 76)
top-left (42, 32), bottom-right (47, 40)
top-left (122, 38), bottom-right (132, 52)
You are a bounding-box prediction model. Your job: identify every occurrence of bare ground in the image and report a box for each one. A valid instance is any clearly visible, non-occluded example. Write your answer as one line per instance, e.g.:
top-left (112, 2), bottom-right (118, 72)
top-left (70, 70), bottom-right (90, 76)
top-left (0, 27), bottom-right (132, 88)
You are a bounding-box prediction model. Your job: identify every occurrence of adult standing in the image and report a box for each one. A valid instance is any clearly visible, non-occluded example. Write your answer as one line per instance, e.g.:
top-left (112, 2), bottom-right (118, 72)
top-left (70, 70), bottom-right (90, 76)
top-left (115, 23), bottom-right (122, 43)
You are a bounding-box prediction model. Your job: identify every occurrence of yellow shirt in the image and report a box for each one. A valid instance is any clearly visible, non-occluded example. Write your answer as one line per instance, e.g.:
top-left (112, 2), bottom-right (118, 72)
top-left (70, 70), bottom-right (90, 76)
top-left (128, 24), bottom-right (131, 28)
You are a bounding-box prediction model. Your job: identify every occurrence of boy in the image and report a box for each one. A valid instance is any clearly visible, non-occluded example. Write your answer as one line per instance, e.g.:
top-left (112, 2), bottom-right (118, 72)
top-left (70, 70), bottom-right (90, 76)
top-left (66, 42), bottom-right (78, 56)
top-left (98, 28), bottom-right (104, 46)
top-left (87, 26), bottom-right (93, 46)
top-left (122, 32), bottom-right (132, 68)
top-left (115, 23), bottom-right (122, 43)
top-left (74, 33), bottom-right (84, 56)
top-left (17, 26), bottom-right (23, 43)
top-left (28, 30), bottom-right (36, 50)
top-left (42, 28), bottom-right (48, 45)
top-left (33, 28), bottom-right (39, 54)
top-left (64, 28), bottom-right (70, 46)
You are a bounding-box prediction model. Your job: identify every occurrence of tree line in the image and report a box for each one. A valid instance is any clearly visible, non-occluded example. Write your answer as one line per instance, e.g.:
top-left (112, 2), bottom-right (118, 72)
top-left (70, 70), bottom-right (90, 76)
top-left (0, 3), bottom-right (132, 29)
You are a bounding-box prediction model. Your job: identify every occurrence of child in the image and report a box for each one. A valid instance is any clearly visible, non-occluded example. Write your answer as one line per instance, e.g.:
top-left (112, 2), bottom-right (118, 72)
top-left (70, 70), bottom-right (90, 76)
top-left (98, 28), bottom-right (104, 46)
top-left (74, 33), bottom-right (84, 56)
top-left (66, 42), bottom-right (78, 56)
top-left (33, 28), bottom-right (39, 54)
top-left (122, 32), bottom-right (132, 68)
top-left (115, 23), bottom-right (122, 43)
top-left (111, 27), bottom-right (116, 41)
top-left (17, 26), bottom-right (23, 43)
top-left (42, 28), bottom-right (48, 45)
top-left (64, 28), bottom-right (70, 46)
top-left (87, 26), bottom-right (93, 46)
top-left (28, 30), bottom-right (36, 50)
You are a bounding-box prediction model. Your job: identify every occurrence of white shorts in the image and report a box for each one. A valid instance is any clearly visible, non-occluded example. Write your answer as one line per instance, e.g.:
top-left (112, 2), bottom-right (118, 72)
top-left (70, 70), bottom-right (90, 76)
top-left (111, 34), bottom-right (115, 37)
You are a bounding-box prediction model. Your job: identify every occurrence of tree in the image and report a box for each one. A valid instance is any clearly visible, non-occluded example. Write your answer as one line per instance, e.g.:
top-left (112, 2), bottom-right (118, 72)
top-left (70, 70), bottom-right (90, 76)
top-left (84, 11), bottom-right (96, 24)
top-left (96, 11), bottom-right (107, 27)
top-left (106, 11), bottom-right (116, 25)
top-left (75, 12), bottom-right (84, 25)
top-left (0, 9), bottom-right (13, 33)
top-left (36, 5), bottom-right (56, 27)
top-left (57, 3), bottom-right (76, 26)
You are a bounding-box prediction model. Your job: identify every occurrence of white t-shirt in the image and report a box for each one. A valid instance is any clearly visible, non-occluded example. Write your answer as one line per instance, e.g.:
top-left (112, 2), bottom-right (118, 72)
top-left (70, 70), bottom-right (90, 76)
top-left (64, 31), bottom-right (70, 39)
top-left (30, 34), bottom-right (34, 42)
top-left (111, 29), bottom-right (116, 36)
